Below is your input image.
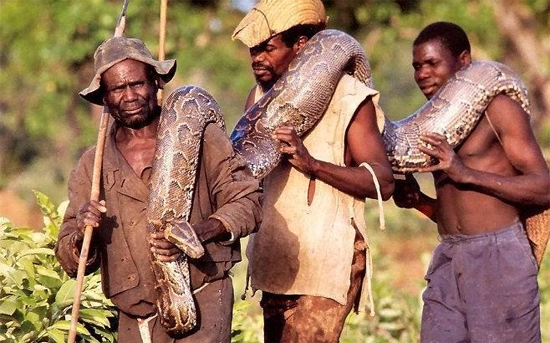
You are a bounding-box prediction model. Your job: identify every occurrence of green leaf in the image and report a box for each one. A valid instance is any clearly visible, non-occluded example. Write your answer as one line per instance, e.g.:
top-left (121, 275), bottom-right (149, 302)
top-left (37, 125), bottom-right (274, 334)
top-left (46, 327), bottom-right (66, 343)
top-left (0, 296), bottom-right (18, 315)
top-left (35, 265), bottom-right (62, 280)
top-left (17, 258), bottom-right (35, 279)
top-left (79, 308), bottom-right (110, 328)
top-left (54, 279), bottom-right (76, 308)
top-left (33, 190), bottom-right (57, 218)
top-left (19, 247), bottom-right (55, 258)
top-left (50, 319), bottom-right (91, 336)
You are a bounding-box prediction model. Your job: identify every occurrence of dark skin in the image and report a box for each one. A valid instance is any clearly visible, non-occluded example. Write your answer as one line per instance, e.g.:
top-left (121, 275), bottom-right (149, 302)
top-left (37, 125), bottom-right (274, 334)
top-left (393, 39), bottom-right (550, 235)
top-left (76, 59), bottom-right (228, 262)
top-left (245, 33), bottom-right (394, 200)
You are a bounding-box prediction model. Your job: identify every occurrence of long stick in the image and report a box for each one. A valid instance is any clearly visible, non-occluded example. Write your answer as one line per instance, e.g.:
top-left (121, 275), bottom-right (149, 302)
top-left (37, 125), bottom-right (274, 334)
top-left (157, 0), bottom-right (168, 104)
top-left (67, 2), bottom-right (129, 342)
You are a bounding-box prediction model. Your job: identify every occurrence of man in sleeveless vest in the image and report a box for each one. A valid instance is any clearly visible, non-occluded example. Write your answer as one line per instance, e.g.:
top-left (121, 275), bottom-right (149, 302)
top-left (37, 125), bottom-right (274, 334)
top-left (232, 1), bottom-right (395, 342)
top-left (55, 37), bottom-right (262, 342)
top-left (393, 22), bottom-right (550, 342)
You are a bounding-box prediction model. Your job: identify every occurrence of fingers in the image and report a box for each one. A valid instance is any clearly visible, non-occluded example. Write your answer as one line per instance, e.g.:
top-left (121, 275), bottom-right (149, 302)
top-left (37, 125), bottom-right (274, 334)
top-left (150, 233), bottom-right (181, 262)
top-left (77, 200), bottom-right (107, 231)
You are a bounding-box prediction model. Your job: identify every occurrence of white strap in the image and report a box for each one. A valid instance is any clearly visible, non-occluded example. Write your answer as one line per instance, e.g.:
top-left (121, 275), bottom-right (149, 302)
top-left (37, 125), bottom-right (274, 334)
top-left (137, 314), bottom-right (157, 343)
top-left (359, 162), bottom-right (385, 231)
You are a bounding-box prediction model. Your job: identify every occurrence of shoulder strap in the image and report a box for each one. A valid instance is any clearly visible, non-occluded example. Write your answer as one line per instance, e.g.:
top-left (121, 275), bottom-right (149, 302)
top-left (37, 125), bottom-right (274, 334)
top-left (485, 111), bottom-right (504, 147)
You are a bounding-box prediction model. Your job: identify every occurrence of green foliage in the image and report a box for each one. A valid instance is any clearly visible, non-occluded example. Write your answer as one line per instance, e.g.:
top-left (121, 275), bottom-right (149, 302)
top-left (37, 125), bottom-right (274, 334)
top-left (0, 191), bottom-right (117, 343)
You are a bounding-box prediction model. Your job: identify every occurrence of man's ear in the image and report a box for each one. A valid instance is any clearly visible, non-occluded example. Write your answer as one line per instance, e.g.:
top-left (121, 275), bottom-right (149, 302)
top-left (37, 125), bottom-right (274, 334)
top-left (294, 36), bottom-right (308, 52)
top-left (458, 50), bottom-right (471, 67)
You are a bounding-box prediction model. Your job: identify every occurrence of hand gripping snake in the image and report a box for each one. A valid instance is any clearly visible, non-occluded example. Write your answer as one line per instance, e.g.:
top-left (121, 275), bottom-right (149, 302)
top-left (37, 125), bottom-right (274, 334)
top-left (146, 85), bottom-right (225, 335)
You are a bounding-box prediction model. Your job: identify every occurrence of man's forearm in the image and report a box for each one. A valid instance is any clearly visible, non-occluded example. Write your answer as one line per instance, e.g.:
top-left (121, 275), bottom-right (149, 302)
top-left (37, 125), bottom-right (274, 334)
top-left (458, 168), bottom-right (550, 207)
top-left (310, 159), bottom-right (394, 200)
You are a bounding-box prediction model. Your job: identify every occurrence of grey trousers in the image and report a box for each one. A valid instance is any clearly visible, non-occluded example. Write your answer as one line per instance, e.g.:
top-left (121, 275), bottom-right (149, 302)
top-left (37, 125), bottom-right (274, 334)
top-left (421, 222), bottom-right (540, 343)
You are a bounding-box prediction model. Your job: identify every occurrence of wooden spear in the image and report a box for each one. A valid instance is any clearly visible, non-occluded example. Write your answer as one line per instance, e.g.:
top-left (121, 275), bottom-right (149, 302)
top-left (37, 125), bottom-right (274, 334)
top-left (67, 1), bottom-right (129, 342)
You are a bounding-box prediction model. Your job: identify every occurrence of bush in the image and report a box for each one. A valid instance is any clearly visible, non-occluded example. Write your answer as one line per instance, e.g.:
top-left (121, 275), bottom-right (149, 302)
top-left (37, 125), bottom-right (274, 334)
top-left (0, 191), bottom-right (117, 343)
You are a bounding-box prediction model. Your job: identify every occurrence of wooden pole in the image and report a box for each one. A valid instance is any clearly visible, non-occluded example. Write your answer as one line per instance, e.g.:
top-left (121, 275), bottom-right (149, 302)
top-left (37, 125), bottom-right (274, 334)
top-left (157, 0), bottom-right (168, 104)
top-left (67, 1), bottom-right (129, 342)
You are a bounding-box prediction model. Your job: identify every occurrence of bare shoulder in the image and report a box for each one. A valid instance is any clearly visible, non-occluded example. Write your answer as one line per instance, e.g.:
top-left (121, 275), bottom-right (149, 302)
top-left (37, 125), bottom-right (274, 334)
top-left (486, 94), bottom-right (529, 122)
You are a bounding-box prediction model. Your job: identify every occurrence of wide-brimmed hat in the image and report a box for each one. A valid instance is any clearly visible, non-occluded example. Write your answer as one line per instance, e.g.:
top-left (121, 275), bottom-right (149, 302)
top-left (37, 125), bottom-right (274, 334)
top-left (232, 0), bottom-right (327, 48)
top-left (80, 36), bottom-right (177, 105)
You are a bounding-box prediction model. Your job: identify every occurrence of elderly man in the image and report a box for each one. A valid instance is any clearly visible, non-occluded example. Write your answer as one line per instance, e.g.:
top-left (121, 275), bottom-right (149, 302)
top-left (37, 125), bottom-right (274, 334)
top-left (232, 1), bottom-right (394, 342)
top-left (393, 22), bottom-right (550, 343)
top-left (55, 37), bottom-right (262, 343)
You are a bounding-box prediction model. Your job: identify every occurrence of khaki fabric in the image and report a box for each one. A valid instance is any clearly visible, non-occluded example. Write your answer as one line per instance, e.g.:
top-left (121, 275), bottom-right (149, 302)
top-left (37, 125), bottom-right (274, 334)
top-left (232, 0), bottom-right (327, 48)
top-left (248, 74), bottom-right (384, 311)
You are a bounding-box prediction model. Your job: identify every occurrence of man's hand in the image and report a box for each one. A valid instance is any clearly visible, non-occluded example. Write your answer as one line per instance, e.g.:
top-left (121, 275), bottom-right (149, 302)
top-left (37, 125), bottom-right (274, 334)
top-left (273, 126), bottom-right (318, 175)
top-left (393, 174), bottom-right (422, 209)
top-left (150, 232), bottom-right (182, 262)
top-left (193, 218), bottom-right (231, 243)
top-left (417, 132), bottom-right (467, 182)
top-left (76, 200), bottom-right (107, 239)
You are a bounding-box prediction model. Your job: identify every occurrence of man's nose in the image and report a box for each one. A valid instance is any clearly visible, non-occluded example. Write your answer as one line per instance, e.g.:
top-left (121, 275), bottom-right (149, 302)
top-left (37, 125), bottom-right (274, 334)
top-left (416, 66), bottom-right (430, 80)
top-left (122, 85), bottom-right (138, 101)
top-left (251, 51), bottom-right (264, 62)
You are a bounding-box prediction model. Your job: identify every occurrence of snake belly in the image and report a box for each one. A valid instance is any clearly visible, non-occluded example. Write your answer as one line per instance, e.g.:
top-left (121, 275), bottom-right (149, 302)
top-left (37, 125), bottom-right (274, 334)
top-left (146, 85), bottom-right (226, 336)
top-left (230, 29), bottom-right (529, 176)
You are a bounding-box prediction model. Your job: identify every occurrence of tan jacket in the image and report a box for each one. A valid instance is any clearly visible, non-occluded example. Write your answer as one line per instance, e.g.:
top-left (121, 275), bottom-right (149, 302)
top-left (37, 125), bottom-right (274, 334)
top-left (248, 74), bottom-right (384, 311)
top-left (55, 122), bottom-right (262, 317)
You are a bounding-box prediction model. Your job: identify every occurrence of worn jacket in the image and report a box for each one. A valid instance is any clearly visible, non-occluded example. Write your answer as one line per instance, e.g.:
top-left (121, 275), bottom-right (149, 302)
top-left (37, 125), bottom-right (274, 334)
top-left (55, 122), bottom-right (262, 317)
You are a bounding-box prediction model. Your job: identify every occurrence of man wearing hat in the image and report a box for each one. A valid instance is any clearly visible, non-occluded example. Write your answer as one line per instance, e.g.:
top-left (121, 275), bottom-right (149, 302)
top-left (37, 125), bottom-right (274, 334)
top-left (232, 1), bottom-right (394, 342)
top-left (55, 36), bottom-right (262, 342)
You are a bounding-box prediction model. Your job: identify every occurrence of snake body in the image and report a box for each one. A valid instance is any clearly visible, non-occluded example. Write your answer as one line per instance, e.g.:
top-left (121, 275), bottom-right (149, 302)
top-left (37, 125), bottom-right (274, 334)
top-left (383, 61), bottom-right (529, 172)
top-left (146, 85), bottom-right (225, 336)
top-left (230, 29), bottom-right (372, 178)
top-left (230, 29), bottom-right (529, 175)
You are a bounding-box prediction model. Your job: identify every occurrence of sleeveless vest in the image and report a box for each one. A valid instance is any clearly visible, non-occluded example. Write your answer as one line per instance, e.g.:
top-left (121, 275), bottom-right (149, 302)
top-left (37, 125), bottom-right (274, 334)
top-left (248, 74), bottom-right (385, 311)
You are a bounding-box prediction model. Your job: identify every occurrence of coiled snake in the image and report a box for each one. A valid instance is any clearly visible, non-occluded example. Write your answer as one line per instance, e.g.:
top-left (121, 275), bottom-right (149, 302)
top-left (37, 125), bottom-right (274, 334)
top-left (146, 85), bottom-right (225, 335)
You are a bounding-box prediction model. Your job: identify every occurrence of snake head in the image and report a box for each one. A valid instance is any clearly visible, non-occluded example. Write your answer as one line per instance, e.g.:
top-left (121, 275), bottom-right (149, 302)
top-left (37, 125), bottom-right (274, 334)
top-left (164, 219), bottom-right (205, 259)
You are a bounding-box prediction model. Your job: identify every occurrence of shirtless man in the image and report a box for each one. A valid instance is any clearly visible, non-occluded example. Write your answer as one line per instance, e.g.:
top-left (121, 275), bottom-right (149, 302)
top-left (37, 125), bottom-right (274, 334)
top-left (394, 21), bottom-right (550, 343)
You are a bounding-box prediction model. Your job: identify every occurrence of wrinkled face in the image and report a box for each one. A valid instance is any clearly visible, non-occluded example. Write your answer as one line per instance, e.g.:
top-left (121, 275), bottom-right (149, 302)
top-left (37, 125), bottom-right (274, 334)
top-left (102, 59), bottom-right (159, 129)
top-left (249, 34), bottom-right (299, 92)
top-left (412, 39), bottom-right (465, 100)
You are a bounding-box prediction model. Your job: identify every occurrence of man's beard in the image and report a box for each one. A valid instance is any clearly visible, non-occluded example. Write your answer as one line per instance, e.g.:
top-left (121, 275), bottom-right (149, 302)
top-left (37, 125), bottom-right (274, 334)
top-left (252, 62), bottom-right (277, 92)
top-left (112, 106), bottom-right (160, 130)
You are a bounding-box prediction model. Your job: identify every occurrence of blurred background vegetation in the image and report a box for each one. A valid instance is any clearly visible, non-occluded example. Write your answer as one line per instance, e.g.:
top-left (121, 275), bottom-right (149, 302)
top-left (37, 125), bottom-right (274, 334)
top-left (0, 0), bottom-right (549, 341)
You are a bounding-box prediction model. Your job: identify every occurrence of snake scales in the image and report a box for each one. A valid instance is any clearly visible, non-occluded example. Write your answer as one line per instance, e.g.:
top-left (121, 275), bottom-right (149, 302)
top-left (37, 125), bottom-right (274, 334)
top-left (144, 29), bottom-right (535, 335)
top-left (146, 85), bottom-right (225, 335)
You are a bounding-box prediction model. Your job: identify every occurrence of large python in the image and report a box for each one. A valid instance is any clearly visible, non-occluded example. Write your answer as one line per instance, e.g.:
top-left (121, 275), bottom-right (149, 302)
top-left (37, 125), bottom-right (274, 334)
top-left (231, 29), bottom-right (373, 178)
top-left (146, 85), bottom-right (225, 335)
